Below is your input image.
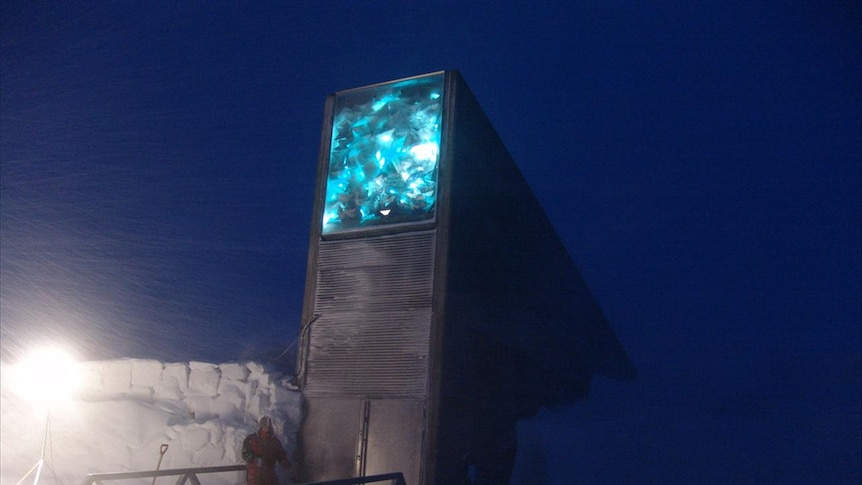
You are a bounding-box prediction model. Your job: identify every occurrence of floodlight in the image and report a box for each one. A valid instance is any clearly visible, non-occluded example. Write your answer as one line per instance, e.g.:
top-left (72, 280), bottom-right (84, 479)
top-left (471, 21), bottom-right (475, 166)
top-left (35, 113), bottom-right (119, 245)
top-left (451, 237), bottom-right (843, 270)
top-left (11, 345), bottom-right (80, 485)
top-left (11, 346), bottom-right (80, 408)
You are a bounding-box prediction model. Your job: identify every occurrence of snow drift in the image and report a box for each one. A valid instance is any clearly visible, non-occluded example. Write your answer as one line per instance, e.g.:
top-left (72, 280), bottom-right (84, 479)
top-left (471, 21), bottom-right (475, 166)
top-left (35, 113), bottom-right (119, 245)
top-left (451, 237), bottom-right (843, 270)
top-left (0, 359), bottom-right (301, 485)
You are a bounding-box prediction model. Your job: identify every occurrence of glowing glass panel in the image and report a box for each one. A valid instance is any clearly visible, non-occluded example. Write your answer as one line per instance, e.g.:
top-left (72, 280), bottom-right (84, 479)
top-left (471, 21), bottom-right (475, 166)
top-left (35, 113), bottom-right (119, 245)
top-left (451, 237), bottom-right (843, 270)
top-left (322, 73), bottom-right (444, 234)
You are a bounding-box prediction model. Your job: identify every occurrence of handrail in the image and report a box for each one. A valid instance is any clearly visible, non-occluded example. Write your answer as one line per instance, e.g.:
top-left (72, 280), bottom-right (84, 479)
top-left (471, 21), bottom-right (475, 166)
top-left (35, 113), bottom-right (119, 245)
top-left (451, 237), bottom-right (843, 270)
top-left (296, 473), bottom-right (406, 485)
top-left (80, 464), bottom-right (245, 485)
top-left (81, 466), bottom-right (406, 485)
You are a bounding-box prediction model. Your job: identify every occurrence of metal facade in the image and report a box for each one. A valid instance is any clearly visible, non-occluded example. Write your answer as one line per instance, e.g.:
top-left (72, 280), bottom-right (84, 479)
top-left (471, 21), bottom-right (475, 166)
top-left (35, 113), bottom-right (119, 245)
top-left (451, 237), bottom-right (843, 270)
top-left (304, 232), bottom-right (435, 398)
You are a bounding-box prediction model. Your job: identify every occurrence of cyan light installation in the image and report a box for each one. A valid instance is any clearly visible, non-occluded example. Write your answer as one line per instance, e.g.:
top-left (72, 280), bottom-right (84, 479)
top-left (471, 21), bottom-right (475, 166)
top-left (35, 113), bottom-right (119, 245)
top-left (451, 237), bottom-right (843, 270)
top-left (322, 73), bottom-right (444, 234)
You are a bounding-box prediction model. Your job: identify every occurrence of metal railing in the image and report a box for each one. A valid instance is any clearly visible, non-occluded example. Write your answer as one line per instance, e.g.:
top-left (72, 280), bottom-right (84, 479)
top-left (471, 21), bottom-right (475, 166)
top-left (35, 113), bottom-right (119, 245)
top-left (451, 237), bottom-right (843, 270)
top-left (80, 465), bottom-right (245, 485)
top-left (297, 473), bottom-right (406, 485)
top-left (80, 467), bottom-right (406, 485)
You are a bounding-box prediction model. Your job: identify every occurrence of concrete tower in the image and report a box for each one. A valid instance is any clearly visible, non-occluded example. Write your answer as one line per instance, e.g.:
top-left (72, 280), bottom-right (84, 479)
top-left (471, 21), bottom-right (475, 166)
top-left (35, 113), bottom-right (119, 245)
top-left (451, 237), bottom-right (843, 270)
top-left (295, 71), bottom-right (634, 484)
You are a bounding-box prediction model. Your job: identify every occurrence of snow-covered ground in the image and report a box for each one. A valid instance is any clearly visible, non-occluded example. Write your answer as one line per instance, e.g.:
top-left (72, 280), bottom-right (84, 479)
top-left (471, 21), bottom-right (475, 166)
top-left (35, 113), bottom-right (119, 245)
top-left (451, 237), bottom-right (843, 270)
top-left (0, 358), bottom-right (301, 485)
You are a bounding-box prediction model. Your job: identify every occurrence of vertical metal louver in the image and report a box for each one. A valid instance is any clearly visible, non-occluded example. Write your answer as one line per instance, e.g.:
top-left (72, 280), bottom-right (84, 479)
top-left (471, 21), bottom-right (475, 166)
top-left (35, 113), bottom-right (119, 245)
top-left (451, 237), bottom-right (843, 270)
top-left (304, 231), bottom-right (435, 398)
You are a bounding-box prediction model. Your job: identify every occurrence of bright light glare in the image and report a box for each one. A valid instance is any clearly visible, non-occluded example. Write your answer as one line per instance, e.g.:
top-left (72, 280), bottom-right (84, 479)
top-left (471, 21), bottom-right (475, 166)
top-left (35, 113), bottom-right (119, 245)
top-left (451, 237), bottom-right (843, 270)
top-left (11, 346), bottom-right (80, 407)
top-left (409, 142), bottom-right (438, 162)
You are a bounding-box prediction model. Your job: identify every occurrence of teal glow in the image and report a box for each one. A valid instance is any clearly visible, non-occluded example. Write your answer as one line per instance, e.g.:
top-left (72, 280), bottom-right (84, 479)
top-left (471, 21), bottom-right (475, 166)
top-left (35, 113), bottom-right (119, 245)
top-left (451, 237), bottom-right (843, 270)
top-left (322, 73), bottom-right (444, 234)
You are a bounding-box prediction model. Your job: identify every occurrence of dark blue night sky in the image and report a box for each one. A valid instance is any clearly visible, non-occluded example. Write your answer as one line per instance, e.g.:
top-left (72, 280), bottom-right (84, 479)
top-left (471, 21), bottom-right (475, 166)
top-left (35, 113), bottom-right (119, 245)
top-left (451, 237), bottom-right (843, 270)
top-left (1, 1), bottom-right (859, 482)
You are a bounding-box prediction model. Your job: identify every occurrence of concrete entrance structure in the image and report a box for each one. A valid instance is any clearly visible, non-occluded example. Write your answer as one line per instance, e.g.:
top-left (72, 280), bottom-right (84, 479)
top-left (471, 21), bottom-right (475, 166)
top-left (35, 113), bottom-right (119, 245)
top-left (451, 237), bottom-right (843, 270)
top-left (295, 71), bottom-right (635, 484)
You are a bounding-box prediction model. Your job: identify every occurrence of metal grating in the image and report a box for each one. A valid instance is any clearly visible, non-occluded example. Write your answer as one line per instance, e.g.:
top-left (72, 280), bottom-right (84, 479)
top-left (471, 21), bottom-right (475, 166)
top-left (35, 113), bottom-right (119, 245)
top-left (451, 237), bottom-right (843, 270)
top-left (305, 231), bottom-right (436, 398)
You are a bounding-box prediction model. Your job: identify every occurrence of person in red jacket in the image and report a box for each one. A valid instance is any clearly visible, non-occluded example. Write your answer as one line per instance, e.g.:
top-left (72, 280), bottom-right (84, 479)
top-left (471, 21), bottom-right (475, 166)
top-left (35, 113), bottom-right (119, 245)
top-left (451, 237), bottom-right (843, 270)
top-left (242, 416), bottom-right (290, 485)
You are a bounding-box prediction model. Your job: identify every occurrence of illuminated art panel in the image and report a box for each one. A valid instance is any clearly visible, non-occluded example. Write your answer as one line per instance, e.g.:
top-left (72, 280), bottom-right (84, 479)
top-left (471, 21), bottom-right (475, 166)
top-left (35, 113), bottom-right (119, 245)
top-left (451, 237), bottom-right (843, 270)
top-left (322, 73), bottom-right (444, 234)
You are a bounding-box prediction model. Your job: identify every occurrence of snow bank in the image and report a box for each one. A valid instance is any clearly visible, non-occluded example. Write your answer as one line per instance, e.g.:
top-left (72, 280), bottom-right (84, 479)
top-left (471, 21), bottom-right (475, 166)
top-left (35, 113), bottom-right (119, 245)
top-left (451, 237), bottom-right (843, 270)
top-left (0, 359), bottom-right (301, 485)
